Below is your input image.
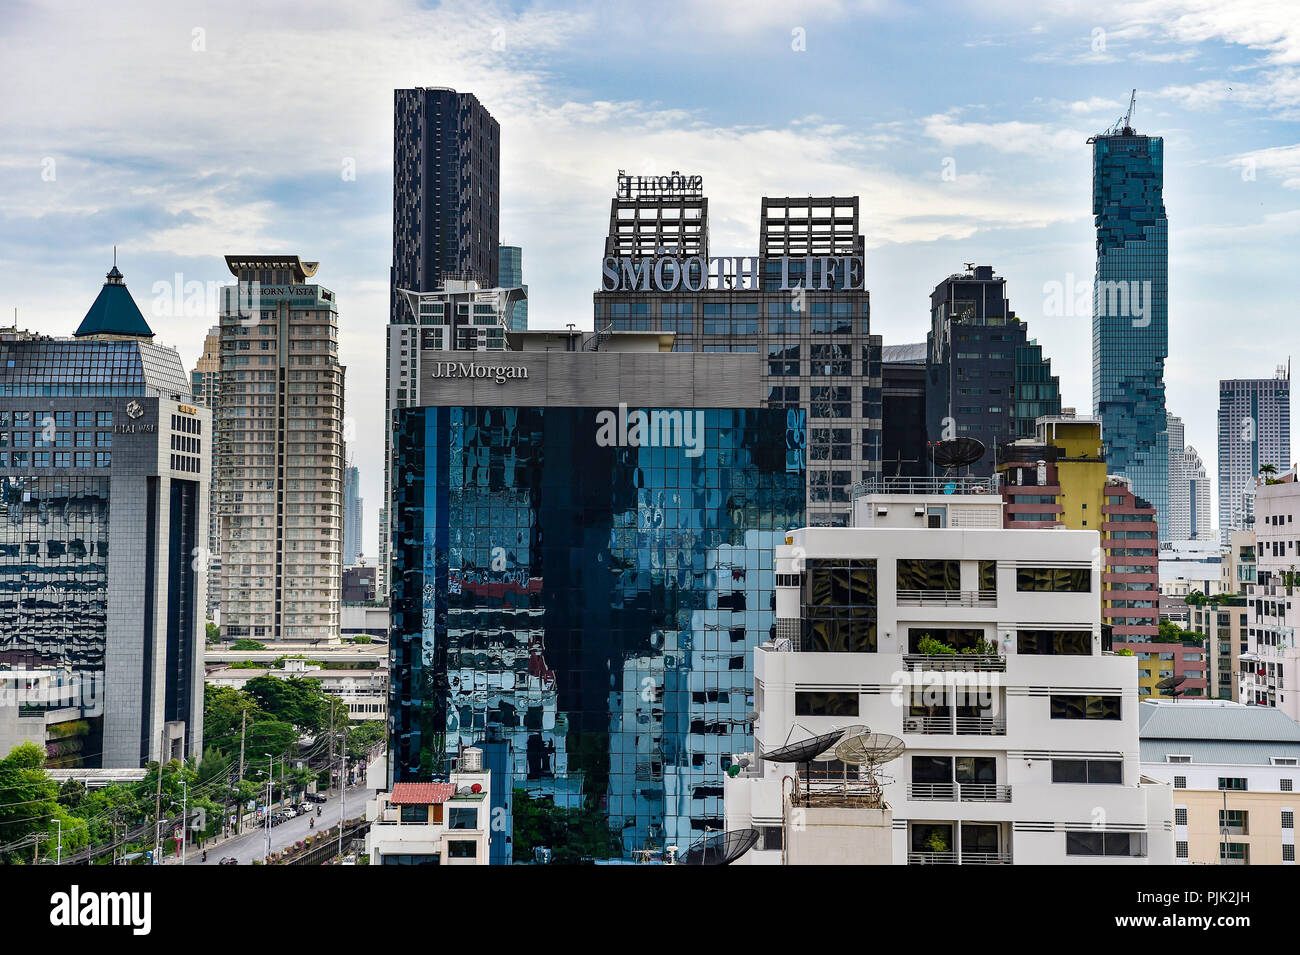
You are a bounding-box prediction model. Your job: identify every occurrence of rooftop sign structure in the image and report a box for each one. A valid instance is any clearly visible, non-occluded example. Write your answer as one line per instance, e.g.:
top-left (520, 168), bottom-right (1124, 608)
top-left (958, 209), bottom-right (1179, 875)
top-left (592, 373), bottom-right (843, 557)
top-left (616, 169), bottom-right (703, 201)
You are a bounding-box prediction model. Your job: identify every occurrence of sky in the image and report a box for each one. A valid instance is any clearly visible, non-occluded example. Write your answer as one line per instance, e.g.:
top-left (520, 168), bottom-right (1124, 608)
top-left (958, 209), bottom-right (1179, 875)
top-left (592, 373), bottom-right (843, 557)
top-left (4, 0), bottom-right (1300, 558)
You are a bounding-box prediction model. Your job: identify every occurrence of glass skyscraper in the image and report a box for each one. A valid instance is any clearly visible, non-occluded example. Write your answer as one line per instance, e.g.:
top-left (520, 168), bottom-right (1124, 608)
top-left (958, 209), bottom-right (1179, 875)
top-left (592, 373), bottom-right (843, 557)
top-left (498, 245), bottom-right (528, 331)
top-left (390, 402), bottom-right (805, 861)
top-left (1090, 126), bottom-right (1169, 534)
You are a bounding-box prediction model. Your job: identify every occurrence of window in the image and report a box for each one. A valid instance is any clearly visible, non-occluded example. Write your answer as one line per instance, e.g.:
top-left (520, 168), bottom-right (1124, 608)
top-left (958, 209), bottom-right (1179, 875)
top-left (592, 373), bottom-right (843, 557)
top-left (757, 825), bottom-right (784, 851)
top-left (446, 841), bottom-right (477, 859)
top-left (1050, 694), bottom-right (1121, 720)
top-left (1284, 779), bottom-right (1295, 792)
top-left (1219, 842), bottom-right (1248, 862)
top-left (1051, 759), bottom-right (1122, 784)
top-left (1217, 777), bottom-right (1248, 792)
top-left (1017, 630), bottom-right (1091, 655)
top-left (1282, 810), bottom-right (1294, 830)
top-left (1174, 807), bottom-right (1188, 826)
top-left (1174, 776), bottom-right (1187, 789)
top-left (399, 804), bottom-right (429, 823)
top-left (1016, 566), bottom-right (1091, 592)
top-left (795, 691), bottom-right (858, 717)
top-left (1285, 845), bottom-right (1296, 862)
top-left (1066, 831), bottom-right (1144, 857)
top-left (803, 559), bottom-right (877, 652)
top-left (448, 807), bottom-right (478, 830)
top-left (1218, 809), bottom-right (1248, 833)
top-left (896, 558), bottom-right (959, 592)
top-left (1175, 841), bottom-right (1189, 859)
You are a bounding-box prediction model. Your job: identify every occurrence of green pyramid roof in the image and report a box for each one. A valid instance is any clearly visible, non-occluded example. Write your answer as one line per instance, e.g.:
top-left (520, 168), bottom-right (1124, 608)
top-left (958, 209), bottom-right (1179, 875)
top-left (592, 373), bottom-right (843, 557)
top-left (74, 265), bottom-right (155, 338)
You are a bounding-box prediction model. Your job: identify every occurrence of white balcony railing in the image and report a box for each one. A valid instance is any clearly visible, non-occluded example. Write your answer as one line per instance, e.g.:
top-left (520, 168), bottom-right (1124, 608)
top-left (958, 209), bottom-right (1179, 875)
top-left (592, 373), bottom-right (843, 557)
top-left (906, 783), bottom-right (1013, 803)
top-left (896, 590), bottom-right (997, 608)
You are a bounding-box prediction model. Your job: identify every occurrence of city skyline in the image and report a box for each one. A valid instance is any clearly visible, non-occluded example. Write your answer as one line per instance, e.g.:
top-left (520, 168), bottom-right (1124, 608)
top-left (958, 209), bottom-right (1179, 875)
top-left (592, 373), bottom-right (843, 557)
top-left (7, 2), bottom-right (1300, 555)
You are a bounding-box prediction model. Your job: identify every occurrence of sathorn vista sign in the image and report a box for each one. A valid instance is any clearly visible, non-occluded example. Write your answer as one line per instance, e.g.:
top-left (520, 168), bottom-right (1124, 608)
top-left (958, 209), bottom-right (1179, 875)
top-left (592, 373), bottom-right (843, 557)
top-left (600, 254), bottom-right (865, 293)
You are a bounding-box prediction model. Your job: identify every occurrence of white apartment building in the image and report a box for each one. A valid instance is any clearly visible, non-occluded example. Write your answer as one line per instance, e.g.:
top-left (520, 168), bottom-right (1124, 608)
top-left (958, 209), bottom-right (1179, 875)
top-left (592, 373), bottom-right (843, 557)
top-left (1140, 700), bottom-right (1300, 865)
top-left (1218, 368), bottom-right (1291, 543)
top-left (365, 755), bottom-right (492, 865)
top-left (724, 478), bottom-right (1173, 865)
top-left (217, 256), bottom-right (345, 641)
top-left (1241, 475), bottom-right (1300, 719)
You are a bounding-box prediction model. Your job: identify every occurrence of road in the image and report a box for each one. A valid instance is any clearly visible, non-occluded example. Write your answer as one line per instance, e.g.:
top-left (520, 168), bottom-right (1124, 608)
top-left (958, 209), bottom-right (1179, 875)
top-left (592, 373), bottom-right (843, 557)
top-left (183, 782), bottom-right (375, 865)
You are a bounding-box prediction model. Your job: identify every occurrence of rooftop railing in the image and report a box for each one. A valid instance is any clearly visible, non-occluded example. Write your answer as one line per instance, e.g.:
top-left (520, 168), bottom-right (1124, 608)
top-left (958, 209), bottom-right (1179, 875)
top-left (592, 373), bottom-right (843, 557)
top-left (853, 476), bottom-right (999, 497)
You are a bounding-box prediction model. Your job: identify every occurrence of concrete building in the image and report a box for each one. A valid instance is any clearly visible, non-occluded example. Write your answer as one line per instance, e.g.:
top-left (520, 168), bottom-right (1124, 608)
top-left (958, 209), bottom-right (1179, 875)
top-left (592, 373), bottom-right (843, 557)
top-left (925, 265), bottom-right (1060, 474)
top-left (343, 459), bottom-right (362, 567)
top-left (1166, 413), bottom-right (1212, 543)
top-left (1241, 474), bottom-right (1300, 717)
top-left (1218, 368), bottom-right (1291, 542)
top-left (1140, 700), bottom-right (1300, 865)
top-left (216, 255), bottom-right (345, 642)
top-left (206, 657), bottom-right (386, 721)
top-left (592, 178), bottom-right (882, 526)
top-left (881, 342), bottom-right (926, 478)
top-left (1189, 596), bottom-right (1248, 702)
top-left (342, 563), bottom-right (377, 603)
top-left (383, 88), bottom-right (501, 602)
top-left (190, 326), bottom-right (223, 621)
top-left (0, 263), bottom-right (208, 767)
top-left (723, 479), bottom-right (1173, 864)
top-left (498, 244), bottom-right (528, 331)
top-left (365, 761), bottom-right (492, 865)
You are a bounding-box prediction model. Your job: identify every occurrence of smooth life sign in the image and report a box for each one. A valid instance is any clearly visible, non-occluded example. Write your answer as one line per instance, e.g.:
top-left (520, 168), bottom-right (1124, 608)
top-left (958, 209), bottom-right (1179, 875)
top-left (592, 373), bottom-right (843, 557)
top-left (600, 254), bottom-right (864, 293)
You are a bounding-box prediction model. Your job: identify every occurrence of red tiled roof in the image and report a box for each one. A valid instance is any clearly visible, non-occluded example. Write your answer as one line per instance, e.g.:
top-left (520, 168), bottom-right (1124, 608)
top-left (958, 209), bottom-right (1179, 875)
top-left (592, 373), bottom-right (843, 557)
top-left (390, 782), bottom-right (457, 805)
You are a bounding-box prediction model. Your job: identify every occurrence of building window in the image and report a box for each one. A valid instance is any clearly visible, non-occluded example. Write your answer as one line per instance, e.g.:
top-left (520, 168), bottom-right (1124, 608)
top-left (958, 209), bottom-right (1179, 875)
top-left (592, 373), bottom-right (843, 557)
top-left (447, 840), bottom-right (477, 859)
top-left (1219, 842), bottom-right (1248, 862)
top-left (896, 558), bottom-right (959, 592)
top-left (1175, 841), bottom-right (1189, 859)
top-left (448, 807), bottom-right (478, 830)
top-left (1285, 845), bottom-right (1296, 862)
top-left (399, 804), bottom-right (429, 823)
top-left (1017, 630), bottom-right (1091, 655)
top-left (795, 691), bottom-right (858, 717)
top-left (1050, 759), bottom-right (1122, 784)
top-left (1282, 779), bottom-right (1294, 792)
top-left (1174, 807), bottom-right (1188, 826)
top-left (1174, 776), bottom-right (1187, 789)
top-left (1217, 777), bottom-right (1248, 792)
top-left (1050, 694), bottom-right (1121, 720)
top-left (1066, 832), bottom-right (1144, 857)
top-left (1016, 566), bottom-right (1091, 592)
top-left (1282, 810), bottom-right (1294, 830)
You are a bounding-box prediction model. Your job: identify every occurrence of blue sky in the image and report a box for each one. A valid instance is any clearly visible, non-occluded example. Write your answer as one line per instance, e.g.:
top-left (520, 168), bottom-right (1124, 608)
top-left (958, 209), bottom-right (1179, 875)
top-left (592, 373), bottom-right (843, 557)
top-left (4, 0), bottom-right (1300, 556)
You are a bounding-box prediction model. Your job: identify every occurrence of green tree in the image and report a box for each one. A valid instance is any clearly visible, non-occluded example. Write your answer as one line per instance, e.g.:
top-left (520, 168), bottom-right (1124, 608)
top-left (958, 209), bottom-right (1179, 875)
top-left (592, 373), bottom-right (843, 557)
top-left (0, 743), bottom-right (61, 861)
top-left (205, 622), bottom-right (221, 644)
top-left (244, 676), bottom-right (329, 732)
top-left (230, 638), bottom-right (266, 651)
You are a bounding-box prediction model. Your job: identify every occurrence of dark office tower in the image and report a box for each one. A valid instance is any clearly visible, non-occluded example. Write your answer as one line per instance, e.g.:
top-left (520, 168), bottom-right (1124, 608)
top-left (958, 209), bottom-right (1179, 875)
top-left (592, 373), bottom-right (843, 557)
top-left (392, 88), bottom-right (500, 314)
top-left (593, 175), bottom-right (879, 526)
top-left (1090, 113), bottom-right (1169, 532)
top-left (384, 88), bottom-right (500, 598)
top-left (926, 265), bottom-right (1060, 474)
top-left (881, 343), bottom-right (927, 477)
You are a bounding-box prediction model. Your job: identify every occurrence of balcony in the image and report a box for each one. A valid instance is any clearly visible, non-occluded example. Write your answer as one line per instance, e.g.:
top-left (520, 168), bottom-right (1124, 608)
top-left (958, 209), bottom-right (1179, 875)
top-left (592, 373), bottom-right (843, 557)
top-left (856, 476), bottom-right (997, 496)
top-left (960, 850), bottom-right (1013, 865)
top-left (903, 715), bottom-right (1007, 736)
top-left (907, 782), bottom-right (1013, 803)
top-left (903, 653), bottom-right (1005, 672)
top-left (907, 851), bottom-right (956, 865)
top-left (897, 589), bottom-right (997, 608)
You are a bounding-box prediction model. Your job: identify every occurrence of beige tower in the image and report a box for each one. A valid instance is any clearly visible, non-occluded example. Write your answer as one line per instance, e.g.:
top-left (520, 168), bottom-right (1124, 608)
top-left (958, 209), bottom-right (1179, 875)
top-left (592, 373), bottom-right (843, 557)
top-left (217, 256), bottom-right (345, 641)
top-left (191, 325), bottom-right (222, 622)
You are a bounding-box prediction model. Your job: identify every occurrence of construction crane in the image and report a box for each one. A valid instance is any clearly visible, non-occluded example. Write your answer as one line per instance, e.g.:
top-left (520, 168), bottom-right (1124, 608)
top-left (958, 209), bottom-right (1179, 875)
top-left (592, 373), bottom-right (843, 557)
top-left (1120, 88), bottom-right (1137, 134)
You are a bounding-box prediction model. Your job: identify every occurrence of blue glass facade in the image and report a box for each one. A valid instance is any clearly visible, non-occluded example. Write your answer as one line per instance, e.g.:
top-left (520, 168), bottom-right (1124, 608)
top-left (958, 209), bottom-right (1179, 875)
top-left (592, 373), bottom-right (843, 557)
top-left (390, 406), bottom-right (805, 861)
top-left (497, 245), bottom-right (528, 331)
top-left (1091, 132), bottom-right (1168, 529)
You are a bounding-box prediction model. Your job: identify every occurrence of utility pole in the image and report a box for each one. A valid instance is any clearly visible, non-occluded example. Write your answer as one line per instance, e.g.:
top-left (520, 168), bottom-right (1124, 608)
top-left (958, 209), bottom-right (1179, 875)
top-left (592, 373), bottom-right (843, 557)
top-left (181, 779), bottom-right (188, 866)
top-left (338, 728), bottom-right (347, 862)
top-left (237, 709), bottom-right (247, 833)
top-left (153, 727), bottom-right (165, 865)
top-left (327, 703), bottom-right (335, 793)
top-left (264, 753), bottom-right (273, 864)
top-left (55, 819), bottom-right (62, 865)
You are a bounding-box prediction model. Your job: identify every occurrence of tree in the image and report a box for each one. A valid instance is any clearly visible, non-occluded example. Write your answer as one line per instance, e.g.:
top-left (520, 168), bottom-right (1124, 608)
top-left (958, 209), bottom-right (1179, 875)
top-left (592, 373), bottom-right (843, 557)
top-left (230, 638), bottom-right (266, 651)
top-left (0, 743), bottom-right (61, 861)
top-left (244, 676), bottom-right (330, 733)
top-left (205, 622), bottom-right (221, 644)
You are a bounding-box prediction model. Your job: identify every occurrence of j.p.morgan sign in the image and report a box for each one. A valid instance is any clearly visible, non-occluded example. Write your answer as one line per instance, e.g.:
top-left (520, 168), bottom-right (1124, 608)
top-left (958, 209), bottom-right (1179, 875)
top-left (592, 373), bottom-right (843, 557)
top-left (430, 361), bottom-right (529, 384)
top-left (600, 254), bottom-right (864, 293)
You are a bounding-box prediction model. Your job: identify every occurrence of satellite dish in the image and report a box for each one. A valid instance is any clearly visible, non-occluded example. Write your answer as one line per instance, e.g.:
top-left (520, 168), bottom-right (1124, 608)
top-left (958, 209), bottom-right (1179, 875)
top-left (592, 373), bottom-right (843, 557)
top-left (834, 732), bottom-right (905, 767)
top-left (930, 437), bottom-right (985, 471)
top-left (677, 828), bottom-right (760, 865)
top-left (816, 724), bottom-right (869, 760)
top-left (1156, 674), bottom-right (1187, 697)
top-left (760, 728), bottom-right (848, 765)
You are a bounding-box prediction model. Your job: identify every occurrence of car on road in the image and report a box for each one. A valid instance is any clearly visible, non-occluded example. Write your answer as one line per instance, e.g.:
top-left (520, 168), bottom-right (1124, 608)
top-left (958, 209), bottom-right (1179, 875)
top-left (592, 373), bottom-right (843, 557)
top-left (219, 857), bottom-right (239, 865)
top-left (305, 792), bottom-right (328, 804)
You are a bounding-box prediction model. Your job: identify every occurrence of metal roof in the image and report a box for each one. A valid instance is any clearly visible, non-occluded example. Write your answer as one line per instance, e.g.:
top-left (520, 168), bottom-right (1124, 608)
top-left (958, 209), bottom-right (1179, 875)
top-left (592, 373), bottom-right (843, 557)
top-left (882, 342), bottom-right (926, 364)
top-left (1138, 700), bottom-right (1300, 741)
top-left (74, 266), bottom-right (154, 339)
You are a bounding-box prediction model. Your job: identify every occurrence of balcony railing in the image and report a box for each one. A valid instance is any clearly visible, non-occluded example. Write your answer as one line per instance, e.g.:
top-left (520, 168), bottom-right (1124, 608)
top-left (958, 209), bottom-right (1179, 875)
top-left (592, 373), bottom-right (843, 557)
top-left (961, 850), bottom-right (1013, 865)
top-left (907, 851), bottom-right (957, 865)
top-left (907, 783), bottom-right (1013, 803)
top-left (903, 653), bottom-right (1006, 672)
top-left (897, 590), bottom-right (997, 608)
top-left (856, 476), bottom-right (997, 497)
top-left (902, 715), bottom-right (1007, 736)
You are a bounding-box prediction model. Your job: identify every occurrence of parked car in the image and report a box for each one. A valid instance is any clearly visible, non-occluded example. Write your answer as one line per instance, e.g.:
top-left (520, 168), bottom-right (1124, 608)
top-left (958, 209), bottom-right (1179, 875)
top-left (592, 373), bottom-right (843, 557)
top-left (219, 857), bottom-right (239, 865)
top-left (305, 792), bottom-right (328, 804)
